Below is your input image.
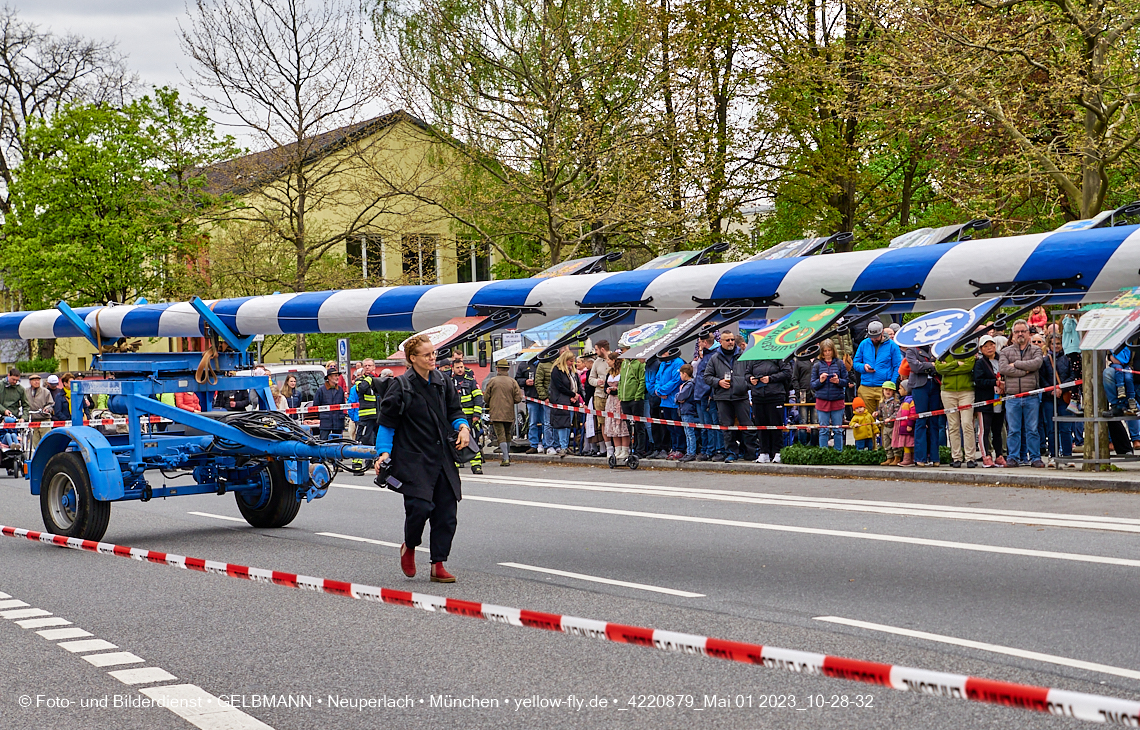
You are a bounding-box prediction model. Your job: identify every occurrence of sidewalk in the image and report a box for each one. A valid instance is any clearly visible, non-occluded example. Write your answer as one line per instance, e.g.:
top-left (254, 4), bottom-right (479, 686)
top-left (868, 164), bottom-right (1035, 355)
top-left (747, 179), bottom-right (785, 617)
top-left (500, 451), bottom-right (1140, 493)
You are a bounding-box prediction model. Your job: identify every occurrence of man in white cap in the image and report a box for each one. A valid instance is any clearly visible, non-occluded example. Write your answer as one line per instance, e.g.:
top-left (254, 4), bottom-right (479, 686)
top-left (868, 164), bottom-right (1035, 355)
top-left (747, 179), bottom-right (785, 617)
top-left (26, 374), bottom-right (54, 447)
top-left (852, 320), bottom-right (902, 415)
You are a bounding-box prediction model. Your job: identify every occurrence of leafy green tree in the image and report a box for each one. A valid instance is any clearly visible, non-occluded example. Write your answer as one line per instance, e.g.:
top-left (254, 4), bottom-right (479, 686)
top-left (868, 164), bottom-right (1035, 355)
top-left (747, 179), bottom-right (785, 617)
top-left (1, 88), bottom-right (240, 309)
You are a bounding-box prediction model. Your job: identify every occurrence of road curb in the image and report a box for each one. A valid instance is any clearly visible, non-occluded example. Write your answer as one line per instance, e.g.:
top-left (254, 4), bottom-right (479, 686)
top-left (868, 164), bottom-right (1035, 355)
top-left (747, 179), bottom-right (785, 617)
top-left (502, 454), bottom-right (1140, 492)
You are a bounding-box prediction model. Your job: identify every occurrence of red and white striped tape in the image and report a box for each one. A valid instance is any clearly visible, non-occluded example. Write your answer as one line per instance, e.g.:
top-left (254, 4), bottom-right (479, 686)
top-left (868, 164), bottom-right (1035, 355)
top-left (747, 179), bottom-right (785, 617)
top-left (1, 524), bottom-right (1135, 724)
top-left (0, 402), bottom-right (359, 431)
top-left (529, 379), bottom-right (1087, 432)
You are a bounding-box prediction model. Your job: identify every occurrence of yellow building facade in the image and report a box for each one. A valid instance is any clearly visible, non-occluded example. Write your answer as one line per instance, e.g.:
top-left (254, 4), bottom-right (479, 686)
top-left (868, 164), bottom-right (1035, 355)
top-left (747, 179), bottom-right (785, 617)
top-left (5, 111), bottom-right (493, 370)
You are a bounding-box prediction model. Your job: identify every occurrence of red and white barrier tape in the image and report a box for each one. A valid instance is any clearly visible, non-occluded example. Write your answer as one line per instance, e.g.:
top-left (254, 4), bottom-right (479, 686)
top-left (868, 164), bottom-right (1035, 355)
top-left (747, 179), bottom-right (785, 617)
top-left (0, 524), bottom-right (1135, 724)
top-left (0, 401), bottom-right (363, 431)
top-left (527, 379), bottom-right (1088, 432)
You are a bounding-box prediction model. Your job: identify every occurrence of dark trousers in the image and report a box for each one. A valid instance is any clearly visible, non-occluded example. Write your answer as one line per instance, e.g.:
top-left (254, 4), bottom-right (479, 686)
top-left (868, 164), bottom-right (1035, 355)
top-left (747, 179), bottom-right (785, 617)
top-left (649, 395), bottom-right (667, 449)
top-left (978, 410), bottom-right (1004, 458)
top-left (753, 400), bottom-right (782, 458)
top-left (621, 400), bottom-right (648, 454)
top-left (404, 471), bottom-right (458, 564)
top-left (716, 399), bottom-right (755, 457)
top-left (319, 429), bottom-right (343, 441)
top-left (357, 420), bottom-right (376, 446)
top-left (912, 381), bottom-right (939, 464)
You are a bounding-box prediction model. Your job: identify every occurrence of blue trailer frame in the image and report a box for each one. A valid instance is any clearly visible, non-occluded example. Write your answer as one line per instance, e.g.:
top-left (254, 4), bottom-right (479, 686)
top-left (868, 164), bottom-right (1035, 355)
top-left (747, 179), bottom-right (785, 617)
top-left (31, 298), bottom-right (375, 542)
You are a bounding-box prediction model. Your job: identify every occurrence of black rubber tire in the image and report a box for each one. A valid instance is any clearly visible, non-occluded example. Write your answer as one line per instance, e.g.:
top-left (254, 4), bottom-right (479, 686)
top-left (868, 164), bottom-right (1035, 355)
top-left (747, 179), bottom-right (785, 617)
top-left (235, 461), bottom-right (301, 528)
top-left (608, 455), bottom-right (616, 469)
top-left (40, 451), bottom-right (110, 541)
top-left (627, 455), bottom-right (640, 470)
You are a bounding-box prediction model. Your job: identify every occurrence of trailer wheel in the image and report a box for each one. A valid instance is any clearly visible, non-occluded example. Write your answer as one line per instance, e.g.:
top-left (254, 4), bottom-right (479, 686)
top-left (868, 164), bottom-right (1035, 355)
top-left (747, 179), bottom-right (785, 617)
top-left (40, 452), bottom-right (110, 542)
top-left (235, 461), bottom-right (300, 528)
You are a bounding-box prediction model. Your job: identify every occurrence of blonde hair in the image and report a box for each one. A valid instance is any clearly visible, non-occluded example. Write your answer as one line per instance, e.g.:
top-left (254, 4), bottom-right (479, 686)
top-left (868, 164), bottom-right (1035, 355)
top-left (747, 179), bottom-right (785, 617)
top-left (555, 350), bottom-right (575, 375)
top-left (403, 333), bottom-right (434, 358)
top-left (819, 339), bottom-right (836, 359)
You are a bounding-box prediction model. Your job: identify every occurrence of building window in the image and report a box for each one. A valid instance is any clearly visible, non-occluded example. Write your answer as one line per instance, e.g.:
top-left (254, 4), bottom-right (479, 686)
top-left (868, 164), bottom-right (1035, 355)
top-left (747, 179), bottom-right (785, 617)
top-left (77, 357), bottom-right (87, 372)
top-left (457, 236), bottom-right (492, 283)
top-left (347, 234), bottom-right (383, 280)
top-left (402, 234), bottom-right (439, 285)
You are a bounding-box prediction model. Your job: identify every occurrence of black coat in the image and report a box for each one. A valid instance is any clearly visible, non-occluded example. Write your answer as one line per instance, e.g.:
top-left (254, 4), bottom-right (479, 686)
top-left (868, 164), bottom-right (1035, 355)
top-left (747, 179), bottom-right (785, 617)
top-left (312, 383), bottom-right (346, 431)
top-left (973, 357), bottom-right (999, 414)
top-left (515, 360), bottom-right (539, 399)
top-left (379, 369), bottom-right (466, 501)
top-left (746, 358), bottom-right (793, 403)
top-left (214, 390), bottom-right (250, 412)
top-left (703, 346), bottom-right (751, 401)
top-left (548, 367), bottom-right (578, 429)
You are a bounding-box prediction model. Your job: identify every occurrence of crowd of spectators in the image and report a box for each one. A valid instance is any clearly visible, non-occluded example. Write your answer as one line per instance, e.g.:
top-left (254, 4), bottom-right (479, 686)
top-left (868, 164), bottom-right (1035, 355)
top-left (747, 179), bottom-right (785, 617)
top-left (510, 310), bottom-right (1135, 469)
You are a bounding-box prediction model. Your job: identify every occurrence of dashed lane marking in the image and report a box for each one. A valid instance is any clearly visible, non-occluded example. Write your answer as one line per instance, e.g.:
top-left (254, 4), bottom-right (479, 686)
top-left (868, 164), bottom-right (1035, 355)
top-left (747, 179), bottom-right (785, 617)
top-left (37, 627), bottom-right (92, 640)
top-left (0, 598), bottom-right (29, 609)
top-left (141, 684), bottom-right (273, 730)
top-left (464, 495), bottom-right (1140, 569)
top-left (109, 667), bottom-right (179, 686)
top-left (499, 562), bottom-right (705, 598)
top-left (188, 511), bottom-right (248, 523)
top-left (16, 617), bottom-right (70, 628)
top-left (59, 638), bottom-right (118, 653)
top-left (814, 616), bottom-right (1140, 681)
top-left (1, 586), bottom-right (274, 726)
top-left (82, 652), bottom-right (145, 667)
top-left (316, 531), bottom-right (430, 553)
top-left (1, 607), bottom-right (51, 619)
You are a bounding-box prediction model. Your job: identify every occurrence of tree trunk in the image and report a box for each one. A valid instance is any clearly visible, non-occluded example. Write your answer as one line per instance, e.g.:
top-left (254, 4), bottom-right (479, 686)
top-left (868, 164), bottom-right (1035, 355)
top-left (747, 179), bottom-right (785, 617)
top-left (37, 339), bottom-right (56, 361)
top-left (1082, 350), bottom-right (1109, 471)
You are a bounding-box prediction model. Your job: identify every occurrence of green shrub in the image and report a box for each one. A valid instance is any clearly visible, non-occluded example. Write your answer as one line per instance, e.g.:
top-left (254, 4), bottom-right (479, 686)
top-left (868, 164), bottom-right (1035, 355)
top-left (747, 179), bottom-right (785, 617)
top-left (778, 444), bottom-right (951, 465)
top-left (15, 358), bottom-right (59, 374)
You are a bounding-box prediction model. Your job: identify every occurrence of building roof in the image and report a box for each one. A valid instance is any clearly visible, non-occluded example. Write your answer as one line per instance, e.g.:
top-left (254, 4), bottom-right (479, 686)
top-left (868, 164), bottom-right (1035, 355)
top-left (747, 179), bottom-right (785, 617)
top-left (203, 109), bottom-right (433, 196)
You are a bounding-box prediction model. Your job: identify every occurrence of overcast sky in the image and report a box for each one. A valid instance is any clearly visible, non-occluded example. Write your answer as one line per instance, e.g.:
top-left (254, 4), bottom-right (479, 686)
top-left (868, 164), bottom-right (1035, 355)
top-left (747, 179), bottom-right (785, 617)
top-left (15, 1), bottom-right (189, 94)
top-left (11, 1), bottom-right (388, 148)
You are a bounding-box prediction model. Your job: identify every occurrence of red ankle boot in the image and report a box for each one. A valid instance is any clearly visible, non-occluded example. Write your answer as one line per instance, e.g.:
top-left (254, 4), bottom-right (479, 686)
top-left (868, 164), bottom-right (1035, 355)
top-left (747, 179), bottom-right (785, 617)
top-left (400, 543), bottom-right (416, 577)
top-left (430, 563), bottom-right (456, 583)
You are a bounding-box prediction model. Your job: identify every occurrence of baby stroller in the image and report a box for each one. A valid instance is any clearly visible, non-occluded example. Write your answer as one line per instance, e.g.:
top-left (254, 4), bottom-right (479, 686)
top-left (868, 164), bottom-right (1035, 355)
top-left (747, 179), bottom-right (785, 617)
top-left (0, 417), bottom-right (27, 478)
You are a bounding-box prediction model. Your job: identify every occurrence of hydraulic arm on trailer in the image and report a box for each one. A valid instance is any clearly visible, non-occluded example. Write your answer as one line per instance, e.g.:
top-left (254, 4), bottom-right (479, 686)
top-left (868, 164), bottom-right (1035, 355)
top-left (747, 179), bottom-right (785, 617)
top-left (32, 299), bottom-right (376, 542)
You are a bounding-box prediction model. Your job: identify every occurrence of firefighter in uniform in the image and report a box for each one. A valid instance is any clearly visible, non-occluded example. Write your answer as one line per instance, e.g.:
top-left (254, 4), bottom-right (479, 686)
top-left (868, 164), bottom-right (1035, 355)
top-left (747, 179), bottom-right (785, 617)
top-left (449, 352), bottom-right (484, 474)
top-left (353, 359), bottom-right (379, 468)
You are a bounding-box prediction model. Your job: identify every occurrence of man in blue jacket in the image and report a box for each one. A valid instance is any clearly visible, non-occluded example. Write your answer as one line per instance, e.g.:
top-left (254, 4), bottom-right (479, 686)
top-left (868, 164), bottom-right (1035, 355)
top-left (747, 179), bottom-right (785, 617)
top-left (852, 320), bottom-right (902, 416)
top-left (653, 353), bottom-right (685, 456)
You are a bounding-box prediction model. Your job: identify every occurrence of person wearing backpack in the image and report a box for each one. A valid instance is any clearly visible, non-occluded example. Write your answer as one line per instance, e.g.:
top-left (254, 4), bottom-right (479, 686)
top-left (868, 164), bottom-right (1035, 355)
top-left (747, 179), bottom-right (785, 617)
top-left (376, 334), bottom-right (471, 584)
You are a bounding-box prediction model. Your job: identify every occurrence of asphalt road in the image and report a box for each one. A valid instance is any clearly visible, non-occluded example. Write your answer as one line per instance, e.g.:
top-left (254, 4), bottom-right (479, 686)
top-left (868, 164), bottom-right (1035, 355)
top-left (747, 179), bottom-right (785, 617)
top-left (2, 462), bottom-right (1139, 729)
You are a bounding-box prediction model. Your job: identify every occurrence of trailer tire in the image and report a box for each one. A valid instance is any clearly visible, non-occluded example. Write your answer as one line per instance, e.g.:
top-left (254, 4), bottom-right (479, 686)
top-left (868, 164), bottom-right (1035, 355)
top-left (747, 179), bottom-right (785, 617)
top-left (235, 461), bottom-right (300, 528)
top-left (40, 451), bottom-right (110, 542)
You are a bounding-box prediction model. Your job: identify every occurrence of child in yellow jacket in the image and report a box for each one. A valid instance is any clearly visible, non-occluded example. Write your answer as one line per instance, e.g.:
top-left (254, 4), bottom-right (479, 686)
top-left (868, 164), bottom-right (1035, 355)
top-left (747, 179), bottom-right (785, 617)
top-left (849, 396), bottom-right (878, 451)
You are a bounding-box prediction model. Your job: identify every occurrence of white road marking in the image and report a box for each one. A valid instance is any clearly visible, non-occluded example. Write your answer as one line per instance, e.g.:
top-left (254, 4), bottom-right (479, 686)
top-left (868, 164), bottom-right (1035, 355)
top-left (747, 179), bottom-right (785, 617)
top-left (37, 627), bottom-right (92, 640)
top-left (500, 562), bottom-right (705, 598)
top-left (16, 617), bottom-right (70, 628)
top-left (466, 475), bottom-right (1140, 533)
top-left (140, 684), bottom-right (274, 729)
top-left (188, 511), bottom-right (248, 523)
top-left (465, 495), bottom-right (1140, 568)
top-left (331, 483), bottom-right (384, 491)
top-left (0, 591), bottom-right (9, 599)
top-left (108, 667), bottom-right (179, 685)
top-left (0, 599), bottom-right (29, 609)
top-left (814, 616), bottom-right (1140, 681)
top-left (59, 638), bottom-right (118, 653)
top-left (1, 607), bottom-right (51, 619)
top-left (316, 531), bottom-right (430, 553)
top-left (82, 652), bottom-right (145, 667)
